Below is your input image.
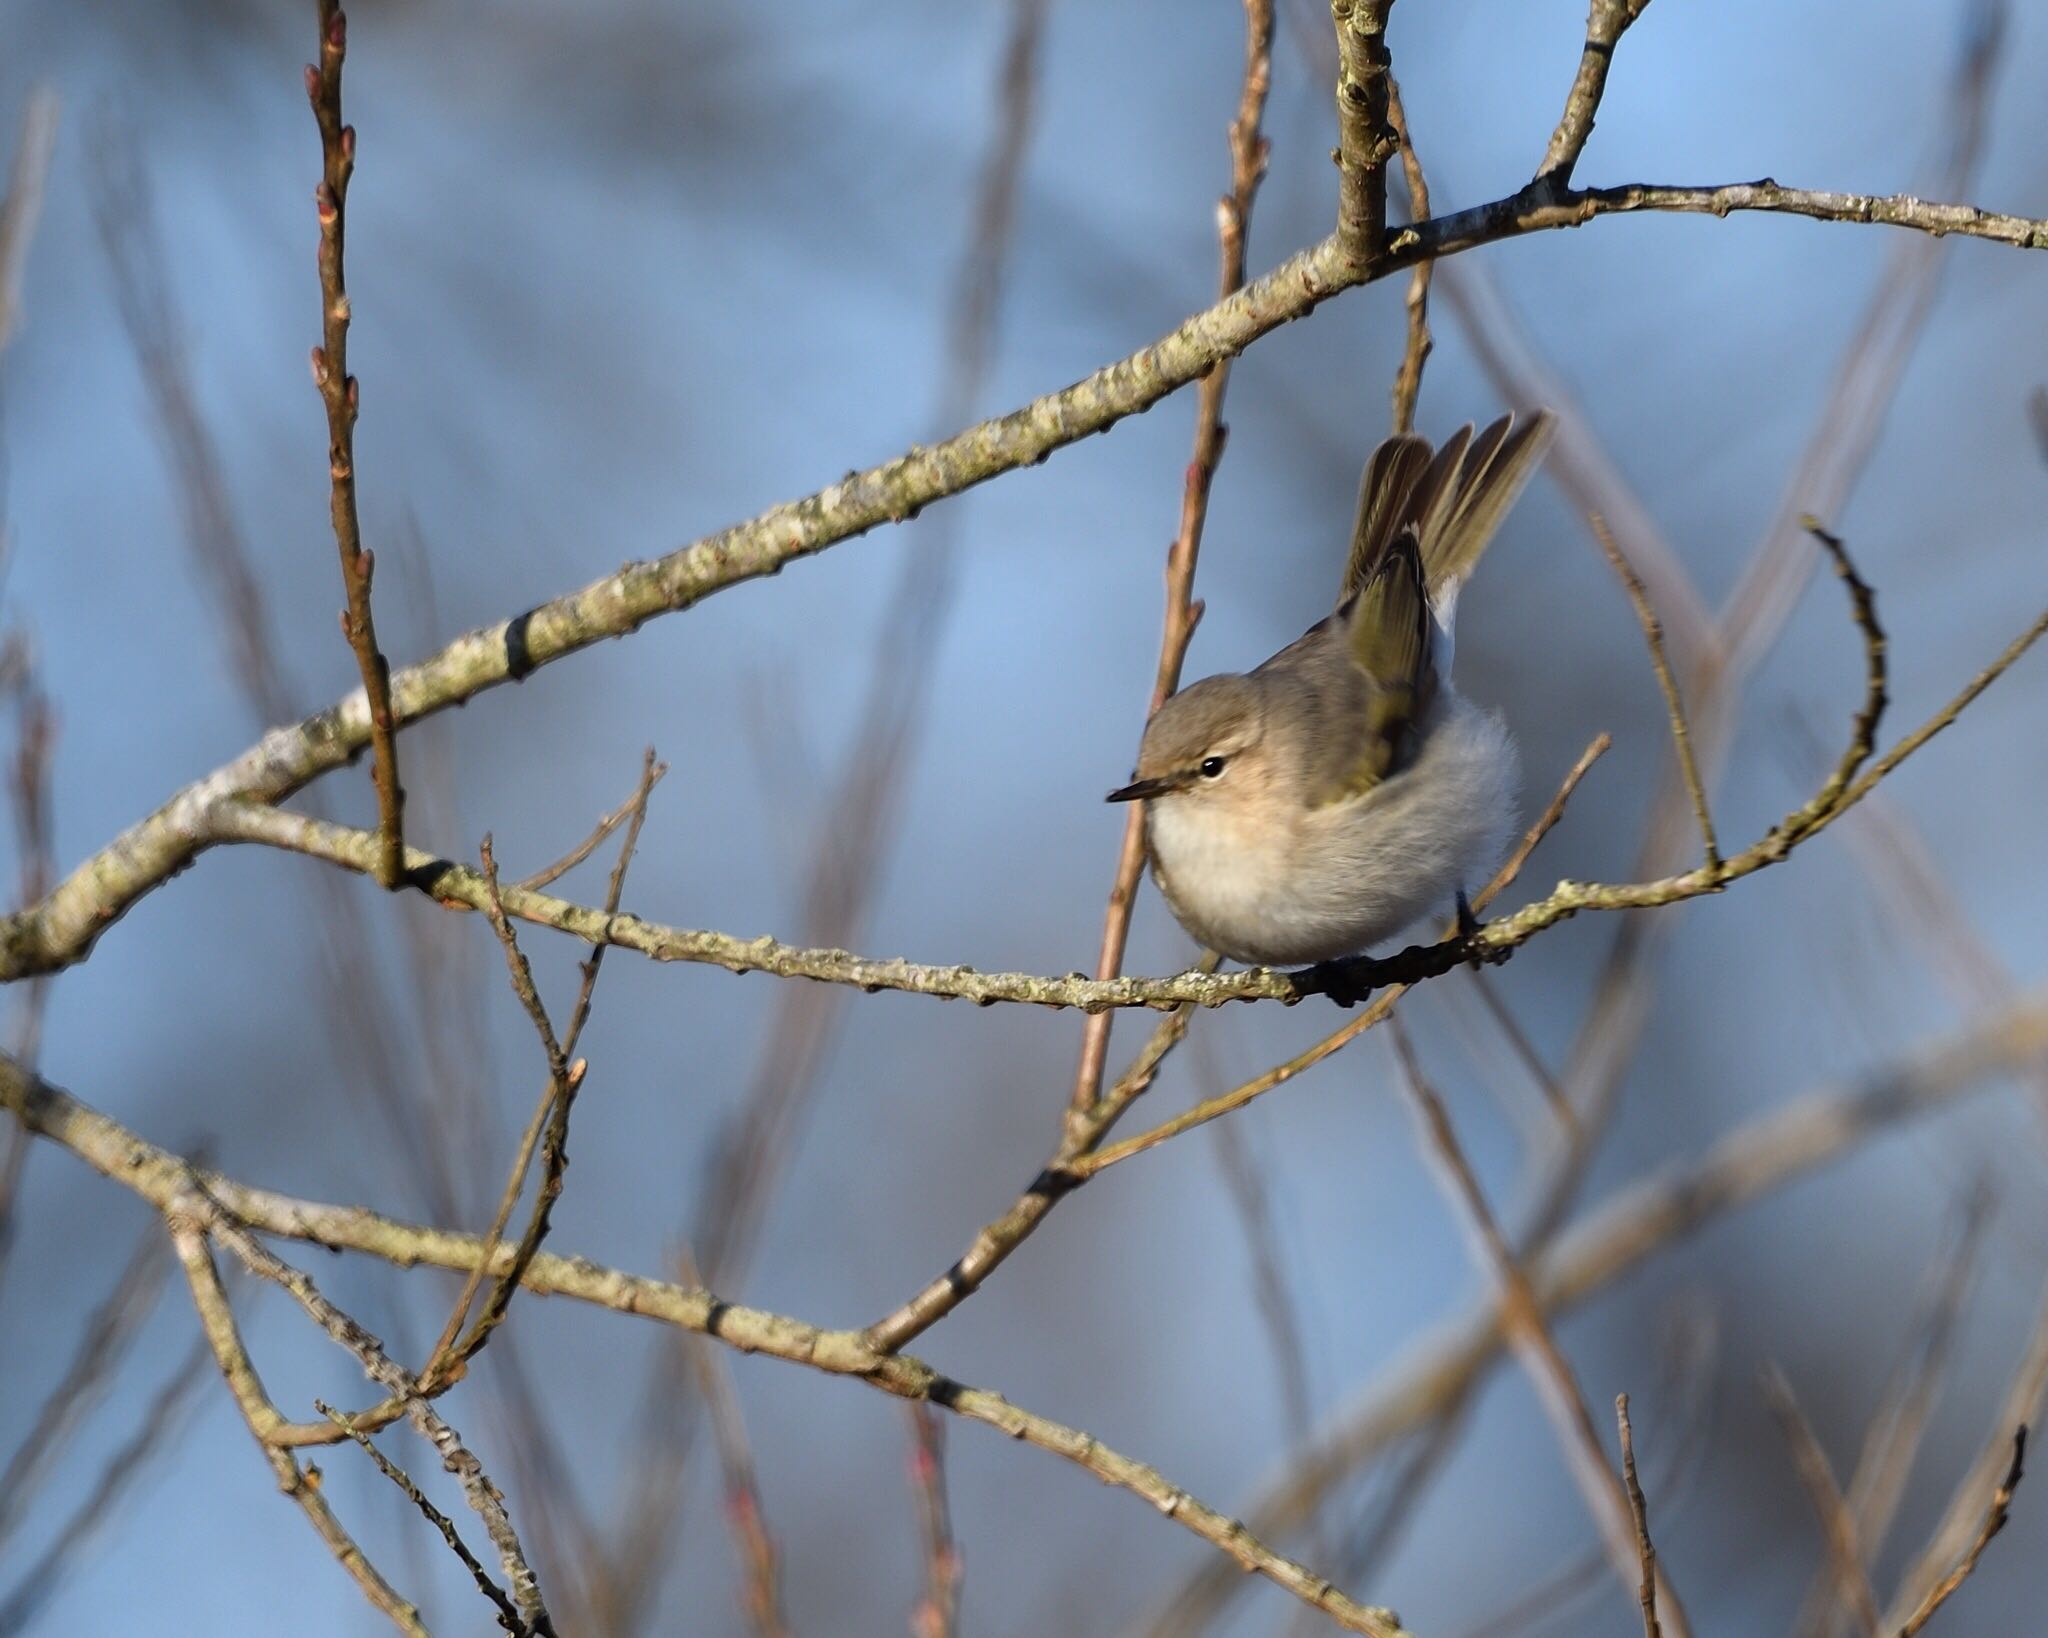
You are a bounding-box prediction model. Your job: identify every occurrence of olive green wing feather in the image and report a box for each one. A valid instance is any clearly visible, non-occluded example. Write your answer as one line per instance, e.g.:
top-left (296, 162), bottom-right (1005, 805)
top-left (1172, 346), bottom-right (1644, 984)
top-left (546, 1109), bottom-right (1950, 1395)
top-left (1309, 531), bottom-right (1436, 806)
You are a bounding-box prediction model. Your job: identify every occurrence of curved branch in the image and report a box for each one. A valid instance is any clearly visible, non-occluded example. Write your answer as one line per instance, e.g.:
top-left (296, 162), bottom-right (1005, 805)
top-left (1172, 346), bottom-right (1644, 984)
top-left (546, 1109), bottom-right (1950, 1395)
top-left (5, 167), bottom-right (2046, 983)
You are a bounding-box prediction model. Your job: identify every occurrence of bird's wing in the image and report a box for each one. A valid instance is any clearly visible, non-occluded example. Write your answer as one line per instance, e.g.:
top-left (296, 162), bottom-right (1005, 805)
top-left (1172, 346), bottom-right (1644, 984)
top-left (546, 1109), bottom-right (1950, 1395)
top-left (1300, 531), bottom-right (1437, 808)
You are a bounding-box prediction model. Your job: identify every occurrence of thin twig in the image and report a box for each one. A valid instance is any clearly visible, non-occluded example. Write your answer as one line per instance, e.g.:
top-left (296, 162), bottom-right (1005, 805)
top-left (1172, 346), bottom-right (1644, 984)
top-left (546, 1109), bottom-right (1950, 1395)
top-left (1384, 72), bottom-right (1432, 432)
top-left (317, 1400), bottom-right (526, 1636)
top-left (1795, 1188), bottom-right (1990, 1638)
top-left (1592, 514), bottom-right (1717, 868)
top-left (1762, 1364), bottom-right (1881, 1638)
top-left (306, 0), bottom-right (403, 885)
top-left (193, 1198), bottom-right (556, 1636)
top-left (168, 1216), bottom-right (428, 1636)
top-left (1615, 1394), bottom-right (1662, 1638)
top-left (14, 174), bottom-right (2048, 982)
top-left (1894, 1428), bottom-right (2027, 1637)
top-left (1068, 0), bottom-right (1273, 1123)
top-left (515, 758), bottom-right (669, 891)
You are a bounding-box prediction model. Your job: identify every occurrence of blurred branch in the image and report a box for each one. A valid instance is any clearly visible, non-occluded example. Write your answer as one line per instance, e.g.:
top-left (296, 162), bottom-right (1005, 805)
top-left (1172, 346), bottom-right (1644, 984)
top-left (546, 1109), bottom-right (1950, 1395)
top-left (1893, 1428), bottom-right (2027, 1638)
top-left (678, 1248), bottom-right (789, 1638)
top-left (598, 9), bottom-right (1053, 1623)
top-left (0, 89), bottom-right (58, 358)
top-left (1884, 1273), bottom-right (2048, 1628)
top-left (1762, 1365), bottom-right (1880, 1638)
top-left (1133, 992), bottom-right (2048, 1634)
top-left (1795, 1188), bottom-right (1990, 1638)
top-left (0, 1223), bottom-right (166, 1553)
top-left (11, 17), bottom-right (2047, 983)
top-left (1389, 1018), bottom-right (1692, 1633)
top-left (0, 1332), bottom-right (208, 1637)
top-left (0, 649), bottom-right (55, 1298)
top-left (1615, 1394), bottom-right (1662, 1638)
top-left (1069, 0), bottom-right (1270, 1122)
top-left (306, 0), bottom-right (404, 886)
top-left (908, 1405), bottom-right (961, 1638)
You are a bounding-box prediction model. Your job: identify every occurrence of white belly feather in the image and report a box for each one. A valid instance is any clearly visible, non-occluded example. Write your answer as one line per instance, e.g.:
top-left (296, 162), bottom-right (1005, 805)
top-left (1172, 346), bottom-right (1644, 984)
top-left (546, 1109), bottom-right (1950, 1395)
top-left (1147, 696), bottom-right (1517, 966)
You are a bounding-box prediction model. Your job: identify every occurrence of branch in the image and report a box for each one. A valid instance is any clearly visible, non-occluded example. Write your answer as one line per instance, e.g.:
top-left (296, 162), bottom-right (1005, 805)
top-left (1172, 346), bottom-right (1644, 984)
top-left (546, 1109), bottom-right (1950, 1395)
top-left (907, 1405), bottom-right (961, 1638)
top-left (1384, 72), bottom-right (1432, 432)
top-left (1331, 2), bottom-right (1397, 265)
top-left (1540, 0), bottom-right (1654, 183)
top-left (167, 1216), bottom-right (428, 1636)
top-left (190, 1196), bottom-right (557, 1636)
top-left (1894, 1428), bottom-right (2027, 1638)
top-left (8, 1054), bottom-right (1415, 1637)
top-left (305, 1), bottom-right (403, 887)
top-left (12, 158), bottom-right (2047, 983)
top-left (1593, 514), bottom-right (1718, 867)
top-left (1069, 0), bottom-right (1272, 1121)
top-left (1615, 1394), bottom-right (1662, 1638)
top-left (317, 1401), bottom-right (527, 1637)
top-left (0, 88), bottom-right (59, 357)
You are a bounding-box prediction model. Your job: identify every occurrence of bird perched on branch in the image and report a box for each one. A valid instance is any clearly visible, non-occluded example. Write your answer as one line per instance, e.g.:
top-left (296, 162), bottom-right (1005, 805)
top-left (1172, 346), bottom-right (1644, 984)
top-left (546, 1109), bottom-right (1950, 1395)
top-left (1107, 411), bottom-right (1555, 975)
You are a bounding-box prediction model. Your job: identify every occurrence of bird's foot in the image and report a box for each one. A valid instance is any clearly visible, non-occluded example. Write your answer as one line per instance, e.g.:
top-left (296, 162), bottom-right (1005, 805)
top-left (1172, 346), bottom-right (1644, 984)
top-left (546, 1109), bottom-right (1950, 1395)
top-left (1293, 955), bottom-right (1382, 1008)
top-left (1455, 889), bottom-right (1480, 941)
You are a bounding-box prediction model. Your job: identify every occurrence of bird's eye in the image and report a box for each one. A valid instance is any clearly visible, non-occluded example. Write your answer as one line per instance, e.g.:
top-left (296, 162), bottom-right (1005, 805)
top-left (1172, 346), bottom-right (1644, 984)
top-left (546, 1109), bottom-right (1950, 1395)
top-left (1199, 756), bottom-right (1227, 779)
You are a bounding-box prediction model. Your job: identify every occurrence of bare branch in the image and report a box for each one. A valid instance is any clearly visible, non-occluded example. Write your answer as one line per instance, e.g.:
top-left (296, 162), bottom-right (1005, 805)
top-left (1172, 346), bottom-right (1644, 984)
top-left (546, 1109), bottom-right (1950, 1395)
top-left (1593, 514), bottom-right (1718, 868)
top-left (677, 1247), bottom-right (790, 1638)
top-left (1895, 1428), bottom-right (2027, 1638)
top-left (1330, 2), bottom-right (1397, 265)
top-left (1615, 1394), bottom-right (1662, 1638)
top-left (1069, 0), bottom-right (1272, 1122)
top-left (168, 1216), bottom-right (428, 1636)
top-left (12, 154), bottom-right (2048, 984)
top-left (317, 1401), bottom-right (526, 1637)
top-left (1384, 72), bottom-right (1432, 432)
top-left (1540, 1), bottom-right (1654, 183)
top-left (305, 0), bottom-right (404, 884)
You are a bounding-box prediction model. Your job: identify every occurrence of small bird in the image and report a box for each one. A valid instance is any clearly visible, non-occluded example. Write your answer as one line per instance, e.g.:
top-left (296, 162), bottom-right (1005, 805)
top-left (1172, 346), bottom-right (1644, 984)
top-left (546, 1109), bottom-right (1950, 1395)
top-left (1107, 411), bottom-right (1555, 971)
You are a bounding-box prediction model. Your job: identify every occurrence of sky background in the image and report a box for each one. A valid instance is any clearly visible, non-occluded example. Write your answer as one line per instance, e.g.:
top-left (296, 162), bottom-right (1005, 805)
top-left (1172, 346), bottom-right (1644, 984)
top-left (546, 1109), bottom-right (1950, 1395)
top-left (3, 0), bottom-right (2047, 1633)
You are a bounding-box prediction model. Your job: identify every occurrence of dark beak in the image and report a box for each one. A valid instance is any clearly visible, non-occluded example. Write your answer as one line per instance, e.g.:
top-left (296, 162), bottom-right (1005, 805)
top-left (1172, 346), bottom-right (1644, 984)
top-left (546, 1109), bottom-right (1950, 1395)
top-left (1105, 776), bottom-right (1175, 803)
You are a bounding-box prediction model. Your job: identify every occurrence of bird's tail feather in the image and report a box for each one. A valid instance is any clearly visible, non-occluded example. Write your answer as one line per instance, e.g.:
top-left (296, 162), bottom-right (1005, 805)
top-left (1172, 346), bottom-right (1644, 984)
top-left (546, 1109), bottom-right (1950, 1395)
top-left (1342, 410), bottom-right (1556, 619)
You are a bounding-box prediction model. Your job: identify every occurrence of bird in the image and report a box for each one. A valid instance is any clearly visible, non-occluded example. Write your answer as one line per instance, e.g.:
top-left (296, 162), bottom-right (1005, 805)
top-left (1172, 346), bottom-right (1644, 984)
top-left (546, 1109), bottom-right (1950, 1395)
top-left (1106, 411), bottom-right (1555, 973)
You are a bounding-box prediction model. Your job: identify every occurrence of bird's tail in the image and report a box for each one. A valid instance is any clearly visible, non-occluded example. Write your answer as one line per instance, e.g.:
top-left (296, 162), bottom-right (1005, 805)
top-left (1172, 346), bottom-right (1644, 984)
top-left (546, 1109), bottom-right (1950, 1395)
top-left (1341, 410), bottom-right (1556, 627)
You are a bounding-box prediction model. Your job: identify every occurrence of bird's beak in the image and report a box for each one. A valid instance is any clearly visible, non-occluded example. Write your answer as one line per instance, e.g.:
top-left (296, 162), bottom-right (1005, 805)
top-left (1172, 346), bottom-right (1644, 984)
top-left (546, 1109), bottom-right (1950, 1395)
top-left (1105, 776), bottom-right (1175, 803)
